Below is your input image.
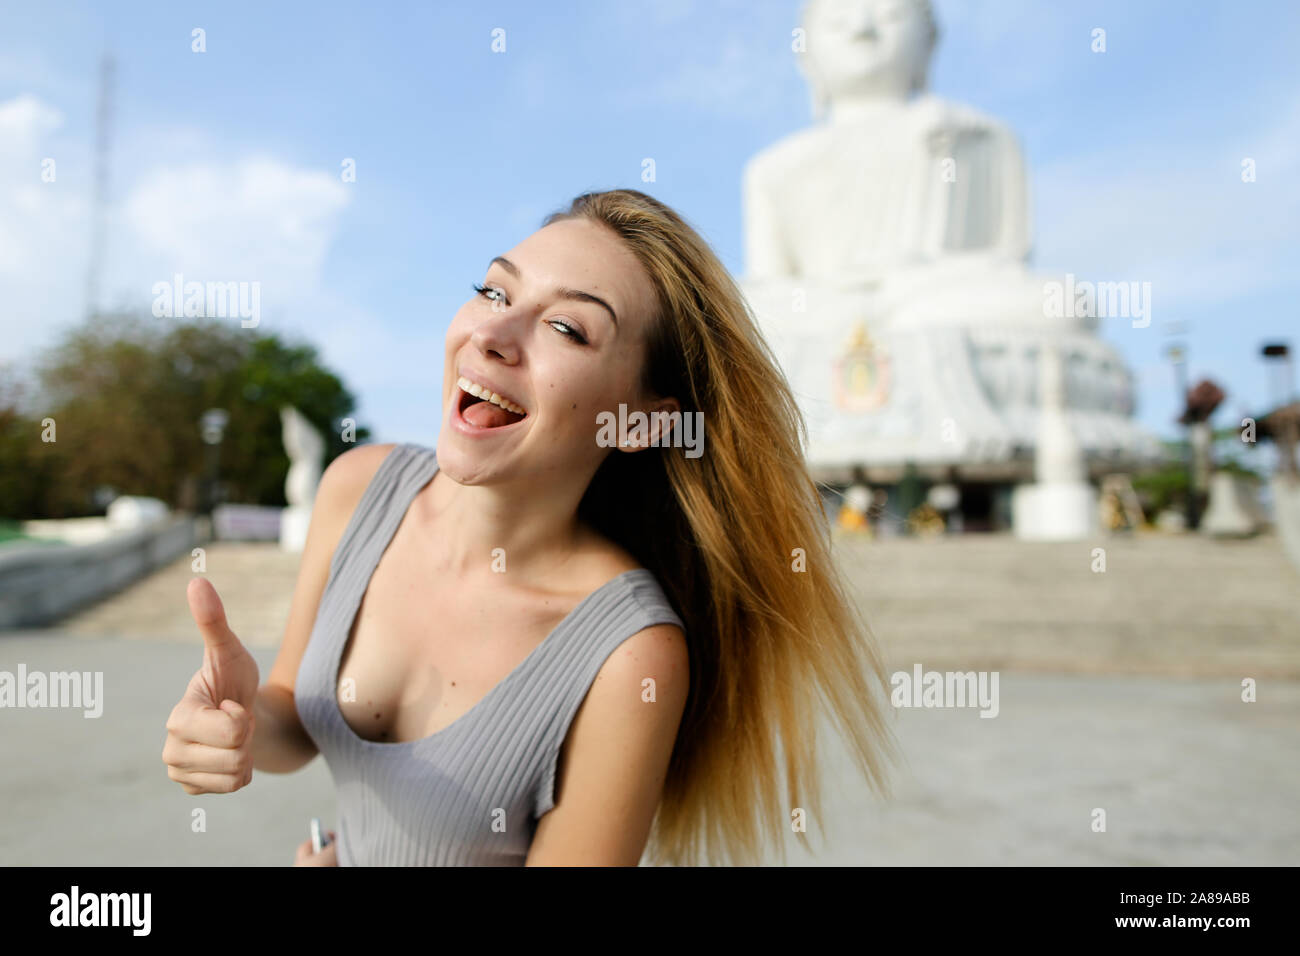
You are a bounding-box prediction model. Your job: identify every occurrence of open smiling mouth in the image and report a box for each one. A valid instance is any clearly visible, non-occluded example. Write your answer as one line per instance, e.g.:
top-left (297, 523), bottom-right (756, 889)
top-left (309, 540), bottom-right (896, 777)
top-left (456, 376), bottom-right (528, 428)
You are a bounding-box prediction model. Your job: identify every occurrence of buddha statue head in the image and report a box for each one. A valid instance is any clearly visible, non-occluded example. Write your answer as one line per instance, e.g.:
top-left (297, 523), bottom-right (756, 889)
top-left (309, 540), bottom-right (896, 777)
top-left (799, 0), bottom-right (940, 118)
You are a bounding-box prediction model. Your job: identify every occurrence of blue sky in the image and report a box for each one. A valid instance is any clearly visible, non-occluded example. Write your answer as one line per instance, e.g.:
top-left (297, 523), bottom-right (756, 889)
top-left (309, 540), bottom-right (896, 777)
top-left (2, 0), bottom-right (1297, 453)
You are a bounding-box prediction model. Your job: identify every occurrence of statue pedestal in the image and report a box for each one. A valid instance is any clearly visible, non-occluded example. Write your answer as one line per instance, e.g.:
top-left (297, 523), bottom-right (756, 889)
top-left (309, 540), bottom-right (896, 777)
top-left (1011, 482), bottom-right (1098, 540)
top-left (743, 271), bottom-right (1158, 481)
top-left (280, 506), bottom-right (312, 553)
top-left (1200, 471), bottom-right (1260, 538)
top-left (1269, 474), bottom-right (1300, 575)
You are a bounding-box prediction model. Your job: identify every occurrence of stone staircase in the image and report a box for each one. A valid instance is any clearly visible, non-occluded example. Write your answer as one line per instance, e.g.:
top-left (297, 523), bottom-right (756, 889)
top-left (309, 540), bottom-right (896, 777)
top-left (54, 532), bottom-right (1300, 676)
top-left (59, 542), bottom-right (302, 648)
top-left (837, 530), bottom-right (1300, 678)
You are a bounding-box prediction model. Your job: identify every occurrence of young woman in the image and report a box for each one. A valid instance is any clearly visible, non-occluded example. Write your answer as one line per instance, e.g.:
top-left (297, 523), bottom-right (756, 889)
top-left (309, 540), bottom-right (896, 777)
top-left (162, 188), bottom-right (898, 866)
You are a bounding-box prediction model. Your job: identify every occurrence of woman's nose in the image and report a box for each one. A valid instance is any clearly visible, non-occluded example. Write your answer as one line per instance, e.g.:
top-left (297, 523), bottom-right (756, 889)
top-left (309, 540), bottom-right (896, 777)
top-left (469, 312), bottom-right (522, 363)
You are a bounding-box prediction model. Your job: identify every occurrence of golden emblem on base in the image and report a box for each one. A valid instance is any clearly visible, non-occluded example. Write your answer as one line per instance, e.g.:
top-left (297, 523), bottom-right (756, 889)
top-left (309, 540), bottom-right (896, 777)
top-left (832, 321), bottom-right (891, 412)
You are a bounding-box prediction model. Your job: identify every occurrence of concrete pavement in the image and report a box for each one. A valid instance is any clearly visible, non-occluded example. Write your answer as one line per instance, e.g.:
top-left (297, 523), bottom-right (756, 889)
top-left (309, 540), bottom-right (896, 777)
top-left (1, 632), bottom-right (1295, 865)
top-left (6, 530), bottom-right (1298, 865)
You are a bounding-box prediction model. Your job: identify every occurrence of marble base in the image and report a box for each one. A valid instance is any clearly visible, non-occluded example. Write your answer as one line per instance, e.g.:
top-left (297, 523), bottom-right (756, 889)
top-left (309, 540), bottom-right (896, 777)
top-left (1200, 472), bottom-right (1261, 537)
top-left (741, 276), bottom-right (1161, 475)
top-left (1012, 482), bottom-right (1098, 541)
top-left (279, 506), bottom-right (312, 553)
top-left (1271, 475), bottom-right (1300, 575)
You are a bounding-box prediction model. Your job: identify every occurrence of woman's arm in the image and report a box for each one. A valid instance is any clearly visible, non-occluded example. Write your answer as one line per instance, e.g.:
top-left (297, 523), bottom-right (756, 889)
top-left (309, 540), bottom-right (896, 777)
top-left (525, 622), bottom-right (689, 865)
top-left (254, 442), bottom-right (399, 773)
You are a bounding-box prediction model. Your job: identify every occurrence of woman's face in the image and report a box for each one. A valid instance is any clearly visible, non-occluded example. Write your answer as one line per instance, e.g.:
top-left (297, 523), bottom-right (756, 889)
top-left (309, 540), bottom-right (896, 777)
top-left (438, 217), bottom-right (670, 486)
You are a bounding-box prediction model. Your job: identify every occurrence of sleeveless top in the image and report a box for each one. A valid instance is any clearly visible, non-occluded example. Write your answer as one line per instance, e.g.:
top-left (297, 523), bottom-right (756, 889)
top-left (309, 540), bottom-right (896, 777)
top-left (294, 443), bottom-right (686, 866)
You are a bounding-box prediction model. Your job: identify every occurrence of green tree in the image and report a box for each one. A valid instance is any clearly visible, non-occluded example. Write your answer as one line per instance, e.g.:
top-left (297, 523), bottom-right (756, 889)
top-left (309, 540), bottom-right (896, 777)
top-left (1, 312), bottom-right (371, 519)
top-left (0, 361), bottom-right (49, 521)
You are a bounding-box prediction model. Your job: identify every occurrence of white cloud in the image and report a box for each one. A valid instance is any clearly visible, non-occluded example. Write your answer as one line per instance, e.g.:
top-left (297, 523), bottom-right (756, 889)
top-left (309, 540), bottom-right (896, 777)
top-left (0, 91), bottom-right (357, 364)
top-left (0, 92), bottom-right (435, 440)
top-left (0, 95), bottom-right (87, 363)
top-left (120, 157), bottom-right (350, 294)
top-left (0, 93), bottom-right (63, 146)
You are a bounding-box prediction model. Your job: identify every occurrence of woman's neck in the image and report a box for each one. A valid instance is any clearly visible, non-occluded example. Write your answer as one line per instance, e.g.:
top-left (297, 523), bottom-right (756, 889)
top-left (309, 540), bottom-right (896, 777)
top-left (422, 469), bottom-right (593, 581)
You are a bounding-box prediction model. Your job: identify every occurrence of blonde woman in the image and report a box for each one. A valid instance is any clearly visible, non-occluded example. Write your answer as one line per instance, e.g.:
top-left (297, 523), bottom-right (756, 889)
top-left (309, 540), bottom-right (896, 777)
top-left (162, 188), bottom-right (898, 866)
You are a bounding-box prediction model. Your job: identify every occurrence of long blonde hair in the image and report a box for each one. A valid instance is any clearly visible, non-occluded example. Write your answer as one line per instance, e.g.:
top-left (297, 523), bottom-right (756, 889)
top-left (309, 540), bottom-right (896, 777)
top-left (545, 189), bottom-right (898, 866)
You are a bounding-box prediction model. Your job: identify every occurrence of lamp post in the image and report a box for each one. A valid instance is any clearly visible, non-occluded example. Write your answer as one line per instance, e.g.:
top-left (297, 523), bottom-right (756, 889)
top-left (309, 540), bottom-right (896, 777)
top-left (1262, 344), bottom-right (1297, 476)
top-left (199, 408), bottom-right (229, 517)
top-left (1164, 344), bottom-right (1193, 528)
top-left (1262, 343), bottom-right (1293, 408)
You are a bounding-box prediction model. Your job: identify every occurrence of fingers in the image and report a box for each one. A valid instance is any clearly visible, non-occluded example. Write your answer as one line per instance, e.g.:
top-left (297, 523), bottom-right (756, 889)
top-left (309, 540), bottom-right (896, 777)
top-left (165, 763), bottom-right (252, 794)
top-left (167, 697), bottom-right (253, 748)
top-left (162, 697), bottom-right (254, 793)
top-left (187, 577), bottom-right (243, 656)
top-left (293, 836), bottom-right (339, 866)
top-left (161, 739), bottom-right (249, 775)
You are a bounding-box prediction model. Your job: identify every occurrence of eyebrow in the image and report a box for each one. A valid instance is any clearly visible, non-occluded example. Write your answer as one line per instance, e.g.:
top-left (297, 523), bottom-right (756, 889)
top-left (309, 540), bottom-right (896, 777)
top-left (489, 256), bottom-right (618, 327)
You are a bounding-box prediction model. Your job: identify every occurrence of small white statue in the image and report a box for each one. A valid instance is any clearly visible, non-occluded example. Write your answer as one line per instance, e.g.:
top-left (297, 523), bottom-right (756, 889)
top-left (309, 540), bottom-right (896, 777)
top-left (280, 405), bottom-right (325, 552)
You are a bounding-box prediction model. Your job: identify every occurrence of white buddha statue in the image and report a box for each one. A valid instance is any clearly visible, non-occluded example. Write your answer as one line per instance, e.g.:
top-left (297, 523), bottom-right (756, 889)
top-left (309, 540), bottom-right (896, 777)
top-left (740, 0), bottom-right (1158, 501)
top-left (745, 0), bottom-right (1030, 291)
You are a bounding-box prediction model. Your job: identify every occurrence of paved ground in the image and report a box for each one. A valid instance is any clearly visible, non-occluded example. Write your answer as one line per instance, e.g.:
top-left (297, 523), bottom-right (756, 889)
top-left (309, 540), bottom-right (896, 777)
top-left (1, 633), bottom-right (1294, 866)
top-left (4, 532), bottom-right (1297, 865)
top-left (0, 634), bottom-right (335, 866)
top-left (778, 672), bottom-right (1300, 866)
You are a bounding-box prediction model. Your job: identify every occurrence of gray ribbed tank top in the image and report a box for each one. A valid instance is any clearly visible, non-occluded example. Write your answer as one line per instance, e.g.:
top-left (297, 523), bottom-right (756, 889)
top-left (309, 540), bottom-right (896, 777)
top-left (294, 442), bottom-right (685, 866)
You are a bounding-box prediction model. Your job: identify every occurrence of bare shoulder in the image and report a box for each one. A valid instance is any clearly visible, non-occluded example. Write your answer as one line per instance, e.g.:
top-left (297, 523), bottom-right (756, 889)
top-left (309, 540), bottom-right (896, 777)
top-left (574, 524), bottom-right (649, 582)
top-left (593, 621), bottom-right (689, 703)
top-left (318, 441), bottom-right (402, 507)
top-left (575, 617), bottom-right (690, 757)
top-left (574, 537), bottom-right (689, 681)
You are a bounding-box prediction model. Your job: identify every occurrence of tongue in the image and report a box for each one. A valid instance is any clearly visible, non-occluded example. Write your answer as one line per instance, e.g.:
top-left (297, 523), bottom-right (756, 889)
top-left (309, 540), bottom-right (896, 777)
top-left (463, 399), bottom-right (520, 428)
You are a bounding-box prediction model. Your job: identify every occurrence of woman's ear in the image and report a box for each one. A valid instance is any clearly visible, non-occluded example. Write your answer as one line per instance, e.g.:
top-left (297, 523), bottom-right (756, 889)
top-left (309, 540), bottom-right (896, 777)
top-left (617, 395), bottom-right (682, 453)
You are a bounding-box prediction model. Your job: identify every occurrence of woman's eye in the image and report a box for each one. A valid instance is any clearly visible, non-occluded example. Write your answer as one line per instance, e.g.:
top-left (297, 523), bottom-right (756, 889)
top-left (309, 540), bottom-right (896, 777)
top-left (472, 283), bottom-right (587, 344)
top-left (548, 320), bottom-right (588, 345)
top-left (472, 282), bottom-right (504, 305)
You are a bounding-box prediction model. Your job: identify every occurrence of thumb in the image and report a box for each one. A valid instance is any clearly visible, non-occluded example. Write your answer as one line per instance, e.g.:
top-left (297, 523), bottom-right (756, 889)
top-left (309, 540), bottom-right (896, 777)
top-left (219, 698), bottom-right (249, 720)
top-left (188, 577), bottom-right (244, 658)
top-left (218, 698), bottom-right (254, 745)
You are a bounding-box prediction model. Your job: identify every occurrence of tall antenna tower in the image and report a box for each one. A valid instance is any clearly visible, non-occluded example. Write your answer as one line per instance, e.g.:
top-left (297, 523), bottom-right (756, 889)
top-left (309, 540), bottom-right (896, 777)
top-left (85, 52), bottom-right (115, 321)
